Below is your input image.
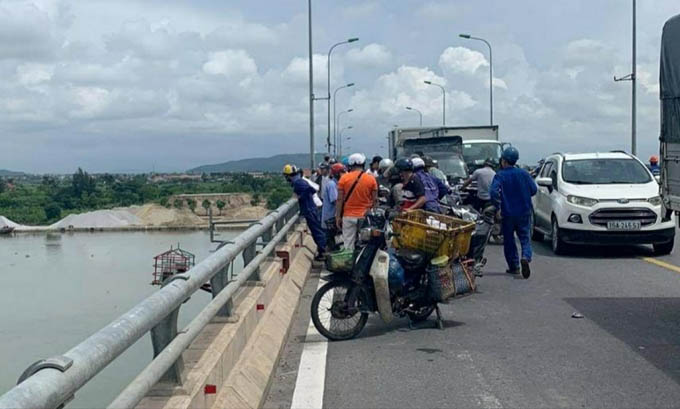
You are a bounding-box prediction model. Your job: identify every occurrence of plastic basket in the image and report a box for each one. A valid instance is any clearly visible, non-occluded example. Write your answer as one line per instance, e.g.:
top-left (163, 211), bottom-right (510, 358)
top-left (427, 259), bottom-right (455, 302)
top-left (392, 210), bottom-right (475, 259)
top-left (325, 249), bottom-right (354, 273)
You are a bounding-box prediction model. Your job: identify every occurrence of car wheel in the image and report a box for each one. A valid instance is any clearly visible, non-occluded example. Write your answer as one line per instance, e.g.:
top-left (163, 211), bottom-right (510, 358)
top-left (551, 218), bottom-right (568, 255)
top-left (531, 211), bottom-right (544, 241)
top-left (653, 238), bottom-right (674, 256)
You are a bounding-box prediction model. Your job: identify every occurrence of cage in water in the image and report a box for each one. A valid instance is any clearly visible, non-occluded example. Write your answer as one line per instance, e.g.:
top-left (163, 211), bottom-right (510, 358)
top-left (151, 245), bottom-right (195, 285)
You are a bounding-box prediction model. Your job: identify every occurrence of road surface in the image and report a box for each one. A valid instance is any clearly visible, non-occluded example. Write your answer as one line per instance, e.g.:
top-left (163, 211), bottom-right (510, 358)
top-left (265, 237), bottom-right (680, 409)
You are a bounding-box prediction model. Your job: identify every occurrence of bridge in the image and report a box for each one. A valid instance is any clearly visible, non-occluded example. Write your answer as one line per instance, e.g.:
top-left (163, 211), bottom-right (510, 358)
top-left (2, 200), bottom-right (680, 409)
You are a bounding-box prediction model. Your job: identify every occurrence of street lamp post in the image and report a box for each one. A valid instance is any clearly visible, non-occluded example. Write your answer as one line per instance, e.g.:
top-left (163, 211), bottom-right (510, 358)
top-left (339, 126), bottom-right (353, 155)
top-left (333, 83), bottom-right (354, 153)
top-left (459, 33), bottom-right (493, 126)
top-left (424, 81), bottom-right (446, 126)
top-left (307, 0), bottom-right (314, 169)
top-left (325, 38), bottom-right (358, 154)
top-left (405, 106), bottom-right (423, 126)
top-left (336, 108), bottom-right (353, 156)
top-left (613, 0), bottom-right (637, 156)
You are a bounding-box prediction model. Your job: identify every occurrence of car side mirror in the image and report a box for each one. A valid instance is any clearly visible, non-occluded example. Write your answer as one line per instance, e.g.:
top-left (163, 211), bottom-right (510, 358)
top-left (536, 177), bottom-right (552, 187)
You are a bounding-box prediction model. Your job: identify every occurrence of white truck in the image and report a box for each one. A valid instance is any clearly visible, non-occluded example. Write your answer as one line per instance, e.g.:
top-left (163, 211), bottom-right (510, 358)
top-left (388, 125), bottom-right (506, 174)
top-left (659, 14), bottom-right (680, 216)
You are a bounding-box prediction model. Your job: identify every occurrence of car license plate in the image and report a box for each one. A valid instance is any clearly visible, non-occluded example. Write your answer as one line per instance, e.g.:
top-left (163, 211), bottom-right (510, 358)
top-left (606, 220), bottom-right (641, 231)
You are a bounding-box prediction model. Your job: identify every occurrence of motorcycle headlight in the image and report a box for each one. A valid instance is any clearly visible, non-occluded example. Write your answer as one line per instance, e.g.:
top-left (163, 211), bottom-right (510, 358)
top-left (648, 196), bottom-right (662, 206)
top-left (567, 195), bottom-right (598, 207)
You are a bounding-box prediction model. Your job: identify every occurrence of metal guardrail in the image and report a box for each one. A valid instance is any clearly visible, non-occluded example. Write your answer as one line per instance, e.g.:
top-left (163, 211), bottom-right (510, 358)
top-left (0, 199), bottom-right (300, 409)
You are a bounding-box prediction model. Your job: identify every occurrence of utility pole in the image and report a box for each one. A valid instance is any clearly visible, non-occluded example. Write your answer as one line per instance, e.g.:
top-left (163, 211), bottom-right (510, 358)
top-left (459, 34), bottom-right (493, 125)
top-left (614, 0), bottom-right (636, 156)
top-left (326, 38), bottom-right (358, 154)
top-left (424, 81), bottom-right (446, 126)
top-left (307, 0), bottom-right (315, 169)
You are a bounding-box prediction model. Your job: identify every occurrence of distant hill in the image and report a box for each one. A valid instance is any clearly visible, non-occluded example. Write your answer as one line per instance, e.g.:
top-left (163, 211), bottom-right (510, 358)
top-left (0, 169), bottom-right (24, 177)
top-left (188, 153), bottom-right (327, 173)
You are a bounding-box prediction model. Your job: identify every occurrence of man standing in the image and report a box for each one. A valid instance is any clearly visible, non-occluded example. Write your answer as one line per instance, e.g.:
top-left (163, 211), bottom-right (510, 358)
top-left (462, 158), bottom-right (497, 211)
top-left (490, 147), bottom-right (537, 279)
top-left (649, 156), bottom-right (660, 176)
top-left (368, 156), bottom-right (383, 177)
top-left (424, 156), bottom-right (448, 185)
top-left (322, 163), bottom-right (346, 251)
top-left (336, 153), bottom-right (378, 250)
top-left (284, 164), bottom-right (326, 261)
top-left (395, 158), bottom-right (426, 210)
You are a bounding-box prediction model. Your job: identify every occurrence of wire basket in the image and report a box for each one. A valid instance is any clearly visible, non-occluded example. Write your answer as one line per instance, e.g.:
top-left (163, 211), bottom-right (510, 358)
top-left (392, 210), bottom-right (475, 259)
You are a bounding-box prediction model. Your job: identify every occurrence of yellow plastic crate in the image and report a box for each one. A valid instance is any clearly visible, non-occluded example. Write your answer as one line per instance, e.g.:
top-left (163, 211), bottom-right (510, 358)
top-left (392, 210), bottom-right (475, 259)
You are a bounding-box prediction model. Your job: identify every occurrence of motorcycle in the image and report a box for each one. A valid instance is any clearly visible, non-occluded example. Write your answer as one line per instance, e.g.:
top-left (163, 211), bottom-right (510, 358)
top-left (310, 208), bottom-right (444, 341)
top-left (439, 193), bottom-right (496, 277)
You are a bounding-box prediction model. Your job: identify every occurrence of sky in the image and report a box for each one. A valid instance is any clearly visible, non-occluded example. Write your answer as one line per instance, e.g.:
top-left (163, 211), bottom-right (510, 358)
top-left (0, 0), bottom-right (679, 173)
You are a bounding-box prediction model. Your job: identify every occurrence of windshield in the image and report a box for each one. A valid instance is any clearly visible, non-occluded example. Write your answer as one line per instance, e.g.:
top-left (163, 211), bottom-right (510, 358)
top-left (562, 159), bottom-right (652, 184)
top-left (463, 143), bottom-right (503, 166)
top-left (429, 153), bottom-right (468, 178)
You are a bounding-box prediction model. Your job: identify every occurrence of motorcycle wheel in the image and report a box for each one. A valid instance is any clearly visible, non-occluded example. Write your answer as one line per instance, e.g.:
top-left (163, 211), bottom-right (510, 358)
top-left (311, 280), bottom-right (369, 341)
top-left (406, 304), bottom-right (436, 323)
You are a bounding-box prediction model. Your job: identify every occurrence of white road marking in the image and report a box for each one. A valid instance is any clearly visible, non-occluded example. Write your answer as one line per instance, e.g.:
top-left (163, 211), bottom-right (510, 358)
top-left (457, 351), bottom-right (504, 409)
top-left (291, 279), bottom-right (329, 409)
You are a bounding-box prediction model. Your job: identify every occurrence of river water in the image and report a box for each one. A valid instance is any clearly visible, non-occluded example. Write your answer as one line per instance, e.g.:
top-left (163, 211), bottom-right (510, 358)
top-left (0, 230), bottom-right (243, 408)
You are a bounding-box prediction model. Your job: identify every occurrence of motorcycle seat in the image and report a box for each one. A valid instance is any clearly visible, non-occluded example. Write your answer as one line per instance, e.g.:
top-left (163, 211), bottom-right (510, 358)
top-left (395, 248), bottom-right (427, 270)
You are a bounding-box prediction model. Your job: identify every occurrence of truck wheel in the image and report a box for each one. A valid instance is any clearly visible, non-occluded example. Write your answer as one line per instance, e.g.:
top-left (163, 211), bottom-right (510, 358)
top-left (551, 218), bottom-right (568, 255)
top-left (653, 238), bottom-right (674, 256)
top-left (531, 211), bottom-right (544, 241)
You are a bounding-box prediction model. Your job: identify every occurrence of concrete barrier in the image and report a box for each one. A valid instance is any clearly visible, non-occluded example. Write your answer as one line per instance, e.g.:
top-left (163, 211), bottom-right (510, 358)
top-left (136, 224), bottom-right (316, 409)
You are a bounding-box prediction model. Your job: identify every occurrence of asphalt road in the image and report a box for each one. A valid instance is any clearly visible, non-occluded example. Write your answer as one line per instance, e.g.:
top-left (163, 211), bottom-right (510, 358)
top-left (265, 237), bottom-right (680, 409)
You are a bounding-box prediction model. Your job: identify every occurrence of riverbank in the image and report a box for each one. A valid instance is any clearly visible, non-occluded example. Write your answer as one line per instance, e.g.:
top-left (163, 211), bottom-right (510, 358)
top-left (0, 198), bottom-right (270, 233)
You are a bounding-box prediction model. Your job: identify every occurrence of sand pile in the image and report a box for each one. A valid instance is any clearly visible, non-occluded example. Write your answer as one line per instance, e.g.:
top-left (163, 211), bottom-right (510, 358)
top-left (0, 216), bottom-right (21, 229)
top-left (221, 206), bottom-right (268, 220)
top-left (128, 204), bottom-right (204, 227)
top-left (50, 209), bottom-right (142, 229)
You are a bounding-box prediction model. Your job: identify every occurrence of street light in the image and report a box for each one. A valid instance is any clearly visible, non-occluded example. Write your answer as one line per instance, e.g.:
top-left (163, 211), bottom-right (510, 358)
top-left (325, 37), bottom-right (359, 153)
top-left (405, 106), bottom-right (423, 126)
top-left (613, 0), bottom-right (637, 156)
top-left (307, 0), bottom-right (314, 169)
top-left (339, 125), bottom-right (353, 156)
top-left (333, 83), bottom-right (355, 154)
top-left (336, 108), bottom-right (353, 156)
top-left (459, 33), bottom-right (493, 126)
top-left (424, 80), bottom-right (446, 125)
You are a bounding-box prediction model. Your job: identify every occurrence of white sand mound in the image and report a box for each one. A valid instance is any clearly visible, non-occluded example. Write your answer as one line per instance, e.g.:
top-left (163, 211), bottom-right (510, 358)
top-left (0, 216), bottom-right (21, 229)
top-left (50, 209), bottom-right (142, 229)
top-left (127, 204), bottom-right (204, 226)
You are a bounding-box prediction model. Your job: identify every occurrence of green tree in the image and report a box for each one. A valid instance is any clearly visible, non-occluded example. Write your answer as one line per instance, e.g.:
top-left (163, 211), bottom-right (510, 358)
top-left (187, 198), bottom-right (197, 214)
top-left (159, 197), bottom-right (169, 207)
top-left (0, 179), bottom-right (5, 194)
top-left (44, 202), bottom-right (62, 221)
top-left (216, 200), bottom-right (226, 215)
top-left (72, 168), bottom-right (95, 197)
top-left (267, 188), bottom-right (292, 210)
top-left (201, 199), bottom-right (211, 215)
top-left (173, 198), bottom-right (183, 209)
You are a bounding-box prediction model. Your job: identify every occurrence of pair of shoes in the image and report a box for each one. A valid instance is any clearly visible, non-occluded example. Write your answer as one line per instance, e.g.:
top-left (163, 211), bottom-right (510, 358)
top-left (521, 259), bottom-right (531, 279)
top-left (506, 268), bottom-right (520, 275)
top-left (314, 253), bottom-right (326, 261)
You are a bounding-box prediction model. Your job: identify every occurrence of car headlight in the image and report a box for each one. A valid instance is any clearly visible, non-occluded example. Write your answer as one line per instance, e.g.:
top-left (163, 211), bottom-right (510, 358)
top-left (648, 196), bottom-right (662, 206)
top-left (567, 195), bottom-right (598, 207)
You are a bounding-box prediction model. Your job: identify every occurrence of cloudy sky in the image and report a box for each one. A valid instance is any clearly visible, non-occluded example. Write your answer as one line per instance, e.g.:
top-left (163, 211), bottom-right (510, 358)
top-left (0, 0), bottom-right (678, 173)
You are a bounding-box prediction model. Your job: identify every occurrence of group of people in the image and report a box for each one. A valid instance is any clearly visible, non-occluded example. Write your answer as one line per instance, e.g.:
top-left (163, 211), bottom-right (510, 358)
top-left (283, 146), bottom-right (537, 279)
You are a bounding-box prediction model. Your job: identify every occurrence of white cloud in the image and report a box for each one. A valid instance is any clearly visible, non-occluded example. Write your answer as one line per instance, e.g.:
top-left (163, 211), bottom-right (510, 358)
top-left (439, 47), bottom-right (488, 74)
top-left (16, 63), bottom-right (54, 86)
top-left (342, 2), bottom-right (380, 19)
top-left (346, 43), bottom-right (392, 67)
top-left (203, 50), bottom-right (258, 79)
top-left (417, 2), bottom-right (458, 20)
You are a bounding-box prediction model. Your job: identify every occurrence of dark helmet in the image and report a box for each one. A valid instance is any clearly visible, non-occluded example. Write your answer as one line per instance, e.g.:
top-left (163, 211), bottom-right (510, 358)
top-left (371, 155), bottom-right (383, 165)
top-left (423, 156), bottom-right (435, 168)
top-left (484, 157), bottom-right (496, 167)
top-left (394, 158), bottom-right (414, 171)
top-left (501, 146), bottom-right (519, 165)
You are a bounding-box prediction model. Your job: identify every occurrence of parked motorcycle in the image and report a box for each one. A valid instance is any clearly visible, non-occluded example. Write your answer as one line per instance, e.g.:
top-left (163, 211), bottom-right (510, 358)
top-left (310, 208), bottom-right (444, 341)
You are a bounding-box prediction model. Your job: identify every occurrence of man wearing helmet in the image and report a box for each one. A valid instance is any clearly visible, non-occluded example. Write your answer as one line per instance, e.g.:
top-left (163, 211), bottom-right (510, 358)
top-left (462, 158), bottom-right (497, 211)
top-left (490, 147), bottom-right (537, 279)
top-left (649, 156), bottom-right (660, 176)
top-left (336, 153), bottom-right (378, 250)
top-left (376, 158), bottom-right (394, 188)
top-left (322, 163), bottom-right (346, 251)
top-left (411, 157), bottom-right (444, 213)
top-left (368, 155), bottom-right (383, 177)
top-left (283, 164), bottom-right (326, 261)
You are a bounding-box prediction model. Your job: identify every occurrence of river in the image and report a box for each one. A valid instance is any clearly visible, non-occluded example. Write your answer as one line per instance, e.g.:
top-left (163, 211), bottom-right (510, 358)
top-left (0, 230), bottom-right (243, 408)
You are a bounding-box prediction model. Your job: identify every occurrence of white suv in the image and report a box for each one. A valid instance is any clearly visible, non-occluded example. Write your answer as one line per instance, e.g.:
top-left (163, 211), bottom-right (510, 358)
top-left (531, 152), bottom-right (675, 255)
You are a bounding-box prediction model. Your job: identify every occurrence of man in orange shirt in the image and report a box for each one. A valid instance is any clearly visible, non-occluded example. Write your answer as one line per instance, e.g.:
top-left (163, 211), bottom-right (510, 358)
top-left (335, 153), bottom-right (378, 250)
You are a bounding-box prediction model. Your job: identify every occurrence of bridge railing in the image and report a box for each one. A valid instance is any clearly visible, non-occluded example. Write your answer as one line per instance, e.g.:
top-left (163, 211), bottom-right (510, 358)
top-left (0, 199), bottom-right (300, 409)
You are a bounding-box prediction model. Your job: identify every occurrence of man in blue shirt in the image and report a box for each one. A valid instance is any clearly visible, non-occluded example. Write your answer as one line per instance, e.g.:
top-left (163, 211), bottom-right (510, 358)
top-left (322, 163), bottom-right (345, 251)
top-left (284, 164), bottom-right (326, 260)
top-left (490, 147), bottom-right (537, 279)
top-left (649, 156), bottom-right (660, 176)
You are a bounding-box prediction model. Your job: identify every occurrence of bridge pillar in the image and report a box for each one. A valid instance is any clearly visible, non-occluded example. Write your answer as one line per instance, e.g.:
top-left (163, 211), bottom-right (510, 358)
top-left (150, 306), bottom-right (184, 385)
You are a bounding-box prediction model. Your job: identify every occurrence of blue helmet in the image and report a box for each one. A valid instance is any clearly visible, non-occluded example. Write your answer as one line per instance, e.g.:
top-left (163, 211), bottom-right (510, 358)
top-left (501, 146), bottom-right (519, 165)
top-left (341, 156), bottom-right (350, 166)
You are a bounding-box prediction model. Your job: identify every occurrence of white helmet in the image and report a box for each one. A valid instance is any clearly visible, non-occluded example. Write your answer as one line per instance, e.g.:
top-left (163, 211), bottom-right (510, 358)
top-left (378, 158), bottom-right (393, 171)
top-left (348, 153), bottom-right (366, 166)
top-left (412, 157), bottom-right (425, 169)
